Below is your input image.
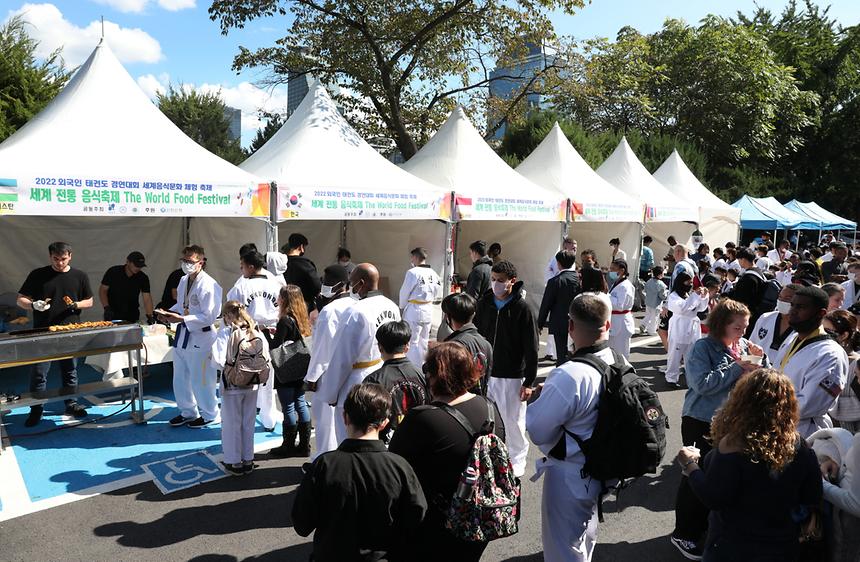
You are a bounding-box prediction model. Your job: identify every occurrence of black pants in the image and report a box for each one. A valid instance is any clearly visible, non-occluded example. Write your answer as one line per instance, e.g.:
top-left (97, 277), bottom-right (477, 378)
top-left (30, 358), bottom-right (77, 407)
top-left (673, 416), bottom-right (713, 542)
top-left (553, 331), bottom-right (569, 366)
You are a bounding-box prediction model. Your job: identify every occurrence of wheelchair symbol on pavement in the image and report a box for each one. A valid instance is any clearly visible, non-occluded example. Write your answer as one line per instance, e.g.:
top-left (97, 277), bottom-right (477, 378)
top-left (142, 451), bottom-right (227, 494)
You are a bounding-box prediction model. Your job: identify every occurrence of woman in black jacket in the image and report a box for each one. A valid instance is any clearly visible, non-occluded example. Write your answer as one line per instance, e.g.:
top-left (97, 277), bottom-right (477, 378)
top-left (264, 284), bottom-right (313, 457)
top-left (389, 343), bottom-right (506, 562)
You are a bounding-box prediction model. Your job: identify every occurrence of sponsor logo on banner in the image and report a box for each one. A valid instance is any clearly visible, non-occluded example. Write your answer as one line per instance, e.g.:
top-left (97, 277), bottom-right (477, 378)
top-left (0, 178), bottom-right (18, 214)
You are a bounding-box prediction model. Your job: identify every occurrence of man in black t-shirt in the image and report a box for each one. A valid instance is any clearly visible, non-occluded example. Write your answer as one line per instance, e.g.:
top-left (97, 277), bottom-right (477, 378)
top-left (99, 251), bottom-right (154, 323)
top-left (283, 233), bottom-right (321, 312)
top-left (16, 241), bottom-right (94, 426)
top-left (157, 268), bottom-right (184, 311)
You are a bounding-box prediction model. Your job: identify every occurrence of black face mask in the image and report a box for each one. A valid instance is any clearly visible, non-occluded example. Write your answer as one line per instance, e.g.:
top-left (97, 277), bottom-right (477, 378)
top-left (824, 328), bottom-right (839, 339)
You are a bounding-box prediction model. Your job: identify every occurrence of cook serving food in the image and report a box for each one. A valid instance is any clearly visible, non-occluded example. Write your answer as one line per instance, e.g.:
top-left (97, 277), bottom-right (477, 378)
top-left (16, 241), bottom-right (94, 427)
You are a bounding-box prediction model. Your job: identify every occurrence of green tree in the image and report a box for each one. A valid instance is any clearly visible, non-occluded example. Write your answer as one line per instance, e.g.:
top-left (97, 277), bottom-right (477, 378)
top-left (208, 0), bottom-right (584, 160)
top-left (0, 15), bottom-right (70, 142)
top-left (157, 85), bottom-right (246, 165)
top-left (247, 111), bottom-right (284, 156)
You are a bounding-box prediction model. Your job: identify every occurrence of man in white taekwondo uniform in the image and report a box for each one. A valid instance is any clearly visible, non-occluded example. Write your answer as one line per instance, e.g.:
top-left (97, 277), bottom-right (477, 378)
top-left (840, 262), bottom-right (860, 310)
top-left (238, 243), bottom-right (286, 287)
top-left (749, 283), bottom-right (799, 365)
top-left (227, 250), bottom-right (283, 431)
top-left (774, 285), bottom-right (849, 438)
top-left (527, 293), bottom-right (618, 561)
top-left (315, 263), bottom-right (400, 445)
top-left (157, 245), bottom-right (222, 428)
top-left (543, 238), bottom-right (577, 361)
top-left (399, 247), bottom-right (442, 368)
top-left (304, 265), bottom-right (355, 459)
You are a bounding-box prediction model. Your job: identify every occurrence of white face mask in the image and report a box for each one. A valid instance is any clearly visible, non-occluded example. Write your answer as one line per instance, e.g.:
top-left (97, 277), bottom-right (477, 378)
top-left (776, 300), bottom-right (791, 315)
top-left (320, 284), bottom-right (336, 298)
top-left (492, 280), bottom-right (511, 299)
top-left (849, 272), bottom-right (857, 282)
top-left (180, 261), bottom-right (197, 275)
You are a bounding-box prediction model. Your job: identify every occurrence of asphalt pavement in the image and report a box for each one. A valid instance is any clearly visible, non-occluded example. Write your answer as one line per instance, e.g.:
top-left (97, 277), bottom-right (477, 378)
top-left (0, 331), bottom-right (688, 562)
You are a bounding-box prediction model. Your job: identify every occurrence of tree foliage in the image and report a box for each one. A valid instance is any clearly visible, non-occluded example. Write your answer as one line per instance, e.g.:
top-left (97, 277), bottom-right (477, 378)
top-left (0, 15), bottom-right (70, 143)
top-left (247, 111), bottom-right (284, 156)
top-left (157, 85), bottom-right (246, 165)
top-left (208, 0), bottom-right (584, 159)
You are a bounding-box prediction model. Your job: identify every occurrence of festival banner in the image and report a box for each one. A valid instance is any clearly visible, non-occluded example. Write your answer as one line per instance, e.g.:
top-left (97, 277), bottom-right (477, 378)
top-left (278, 186), bottom-right (452, 221)
top-left (645, 204), bottom-right (698, 223)
top-left (570, 200), bottom-right (645, 223)
top-left (455, 193), bottom-right (567, 222)
top-left (0, 174), bottom-right (269, 218)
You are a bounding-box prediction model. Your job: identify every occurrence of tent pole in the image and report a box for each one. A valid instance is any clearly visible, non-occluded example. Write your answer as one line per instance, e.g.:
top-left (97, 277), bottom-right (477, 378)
top-left (268, 181), bottom-right (278, 253)
top-left (341, 220), bottom-right (347, 249)
top-left (442, 220), bottom-right (454, 297)
top-left (183, 217), bottom-right (191, 246)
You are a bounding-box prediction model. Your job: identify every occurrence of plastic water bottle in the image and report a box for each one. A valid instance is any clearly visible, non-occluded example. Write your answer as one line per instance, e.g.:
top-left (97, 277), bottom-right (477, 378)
top-left (456, 467), bottom-right (478, 499)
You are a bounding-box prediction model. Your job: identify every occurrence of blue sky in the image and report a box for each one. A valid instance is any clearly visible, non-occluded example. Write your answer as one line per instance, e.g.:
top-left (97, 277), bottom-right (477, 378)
top-left (6, 1), bottom-right (860, 145)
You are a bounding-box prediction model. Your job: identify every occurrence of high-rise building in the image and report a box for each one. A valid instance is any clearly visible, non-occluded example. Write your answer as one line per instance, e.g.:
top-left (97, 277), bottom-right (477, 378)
top-left (287, 73), bottom-right (314, 116)
top-left (223, 106), bottom-right (241, 141)
top-left (487, 43), bottom-right (554, 140)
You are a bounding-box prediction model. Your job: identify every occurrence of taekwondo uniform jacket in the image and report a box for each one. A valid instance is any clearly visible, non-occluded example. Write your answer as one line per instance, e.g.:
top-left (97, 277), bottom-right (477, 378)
top-left (306, 295), bottom-right (356, 385)
top-left (775, 332), bottom-right (849, 438)
top-left (227, 273), bottom-right (282, 328)
top-left (170, 270), bottom-right (222, 350)
top-left (398, 265), bottom-right (442, 326)
top-left (841, 279), bottom-right (860, 310)
top-left (315, 292), bottom-right (400, 406)
top-left (749, 310), bottom-right (795, 366)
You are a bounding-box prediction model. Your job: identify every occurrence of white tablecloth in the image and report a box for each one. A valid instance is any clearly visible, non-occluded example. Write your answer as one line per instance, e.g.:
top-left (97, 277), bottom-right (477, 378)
top-left (86, 332), bottom-right (173, 381)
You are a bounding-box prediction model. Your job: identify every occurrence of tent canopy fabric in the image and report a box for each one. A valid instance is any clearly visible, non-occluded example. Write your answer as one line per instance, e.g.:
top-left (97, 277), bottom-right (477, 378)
top-left (0, 40), bottom-right (266, 218)
top-left (652, 149), bottom-right (740, 247)
top-left (595, 138), bottom-right (697, 223)
top-left (516, 123), bottom-right (643, 223)
top-left (731, 195), bottom-right (819, 230)
top-left (785, 200), bottom-right (856, 230)
top-left (401, 107), bottom-right (566, 222)
top-left (241, 81), bottom-right (450, 222)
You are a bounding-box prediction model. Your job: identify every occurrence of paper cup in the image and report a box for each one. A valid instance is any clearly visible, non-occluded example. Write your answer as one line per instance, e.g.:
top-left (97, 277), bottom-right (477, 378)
top-left (740, 354), bottom-right (762, 365)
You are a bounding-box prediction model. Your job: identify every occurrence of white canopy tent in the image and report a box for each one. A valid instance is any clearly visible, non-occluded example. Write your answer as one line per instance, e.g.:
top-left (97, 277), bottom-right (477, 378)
top-left (0, 40), bottom-right (269, 316)
top-left (516, 123), bottom-right (644, 268)
top-left (401, 108), bottom-right (567, 307)
top-left (596, 138), bottom-right (698, 264)
top-left (653, 149), bottom-right (740, 249)
top-left (240, 82), bottom-right (452, 300)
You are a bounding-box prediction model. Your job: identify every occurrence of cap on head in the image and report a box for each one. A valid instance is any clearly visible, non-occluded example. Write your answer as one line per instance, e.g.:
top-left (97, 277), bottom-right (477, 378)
top-left (127, 251), bottom-right (147, 268)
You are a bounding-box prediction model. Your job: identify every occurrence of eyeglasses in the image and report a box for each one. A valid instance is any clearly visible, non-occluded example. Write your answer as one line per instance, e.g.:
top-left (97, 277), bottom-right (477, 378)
top-left (180, 258), bottom-right (200, 265)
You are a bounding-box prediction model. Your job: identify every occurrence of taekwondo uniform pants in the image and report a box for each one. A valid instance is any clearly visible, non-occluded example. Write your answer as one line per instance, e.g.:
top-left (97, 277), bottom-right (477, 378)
top-left (487, 376), bottom-right (529, 477)
top-left (173, 345), bottom-right (219, 422)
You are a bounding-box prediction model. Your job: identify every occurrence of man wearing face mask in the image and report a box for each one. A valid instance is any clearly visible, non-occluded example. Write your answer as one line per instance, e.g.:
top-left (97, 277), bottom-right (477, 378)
top-left (474, 260), bottom-right (539, 477)
top-left (227, 250), bottom-right (283, 431)
top-left (315, 263), bottom-right (400, 445)
top-left (749, 283), bottom-right (800, 365)
top-left (440, 293), bottom-right (493, 394)
top-left (156, 245), bottom-right (222, 428)
top-left (773, 286), bottom-right (849, 438)
top-left (840, 262), bottom-right (860, 310)
top-left (399, 247), bottom-right (443, 368)
top-left (283, 233), bottom-right (321, 312)
top-left (305, 265), bottom-right (355, 459)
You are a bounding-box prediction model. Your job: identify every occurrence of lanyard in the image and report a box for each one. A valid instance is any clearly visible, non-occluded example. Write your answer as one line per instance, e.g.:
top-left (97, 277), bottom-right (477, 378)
top-left (779, 326), bottom-right (825, 371)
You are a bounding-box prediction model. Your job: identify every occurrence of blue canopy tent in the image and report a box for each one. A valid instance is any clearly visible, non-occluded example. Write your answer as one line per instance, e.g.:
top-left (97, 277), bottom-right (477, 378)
top-left (786, 200), bottom-right (856, 230)
top-left (732, 195), bottom-right (820, 247)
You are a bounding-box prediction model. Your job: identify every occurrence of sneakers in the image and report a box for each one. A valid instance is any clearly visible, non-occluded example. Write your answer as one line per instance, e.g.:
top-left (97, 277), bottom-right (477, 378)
top-left (670, 536), bottom-right (703, 561)
top-left (187, 417), bottom-right (216, 429)
top-left (25, 406), bottom-right (44, 428)
top-left (222, 462), bottom-right (245, 477)
top-left (242, 461), bottom-right (257, 474)
top-left (169, 414), bottom-right (193, 427)
top-left (65, 402), bottom-right (87, 418)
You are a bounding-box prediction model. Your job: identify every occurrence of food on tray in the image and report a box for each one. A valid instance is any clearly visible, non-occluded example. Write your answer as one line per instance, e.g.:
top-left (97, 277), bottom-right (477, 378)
top-left (63, 296), bottom-right (74, 306)
top-left (48, 321), bottom-right (113, 332)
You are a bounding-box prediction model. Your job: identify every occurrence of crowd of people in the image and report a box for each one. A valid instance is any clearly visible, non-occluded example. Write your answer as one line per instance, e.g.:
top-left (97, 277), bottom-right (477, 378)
top-left (11, 230), bottom-right (860, 561)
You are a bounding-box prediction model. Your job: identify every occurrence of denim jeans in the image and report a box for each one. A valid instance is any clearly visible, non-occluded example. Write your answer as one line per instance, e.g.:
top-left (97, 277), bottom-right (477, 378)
top-left (30, 358), bottom-right (78, 406)
top-left (277, 385), bottom-right (310, 425)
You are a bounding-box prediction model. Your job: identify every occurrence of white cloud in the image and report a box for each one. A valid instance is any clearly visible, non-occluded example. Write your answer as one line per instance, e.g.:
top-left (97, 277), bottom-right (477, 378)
top-left (8, 3), bottom-right (163, 66)
top-left (136, 73), bottom-right (290, 145)
top-left (157, 0), bottom-right (195, 11)
top-left (90, 0), bottom-right (195, 13)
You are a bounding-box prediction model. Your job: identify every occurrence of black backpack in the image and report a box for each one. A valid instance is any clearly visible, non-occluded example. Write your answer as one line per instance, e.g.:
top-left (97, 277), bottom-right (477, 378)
top-left (757, 278), bottom-right (782, 316)
top-left (549, 346), bottom-right (668, 520)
